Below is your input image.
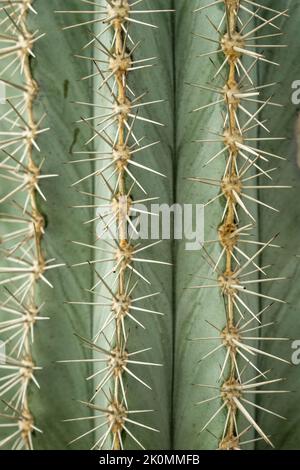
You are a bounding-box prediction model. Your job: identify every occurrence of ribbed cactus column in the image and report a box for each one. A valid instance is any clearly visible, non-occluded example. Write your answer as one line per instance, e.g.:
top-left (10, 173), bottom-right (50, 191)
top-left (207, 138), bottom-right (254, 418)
top-left (0, 1), bottom-right (62, 449)
top-left (174, 0), bottom-right (290, 450)
top-left (58, 0), bottom-right (174, 450)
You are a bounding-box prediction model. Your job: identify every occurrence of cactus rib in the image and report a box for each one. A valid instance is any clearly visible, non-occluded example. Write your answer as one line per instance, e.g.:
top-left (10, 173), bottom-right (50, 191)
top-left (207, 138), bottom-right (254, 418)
top-left (58, 0), bottom-right (173, 450)
top-left (191, 0), bottom-right (289, 449)
top-left (0, 0), bottom-right (61, 449)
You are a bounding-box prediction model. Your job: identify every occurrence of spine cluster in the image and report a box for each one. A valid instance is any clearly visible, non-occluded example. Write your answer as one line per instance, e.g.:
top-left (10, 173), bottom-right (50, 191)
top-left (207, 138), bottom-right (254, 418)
top-left (0, 1), bottom-right (58, 449)
top-left (191, 0), bottom-right (290, 449)
top-left (59, 0), bottom-right (172, 450)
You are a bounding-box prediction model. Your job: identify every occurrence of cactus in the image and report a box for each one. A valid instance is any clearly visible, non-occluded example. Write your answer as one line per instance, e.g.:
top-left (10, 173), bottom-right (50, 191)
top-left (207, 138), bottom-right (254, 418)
top-left (0, 0), bottom-right (299, 451)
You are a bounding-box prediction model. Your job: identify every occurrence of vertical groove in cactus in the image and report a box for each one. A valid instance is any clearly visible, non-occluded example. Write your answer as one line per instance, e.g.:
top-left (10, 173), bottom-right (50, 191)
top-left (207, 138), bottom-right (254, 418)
top-left (58, 0), bottom-right (174, 450)
top-left (174, 0), bottom-right (289, 450)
